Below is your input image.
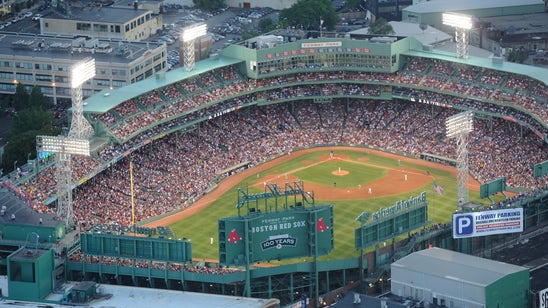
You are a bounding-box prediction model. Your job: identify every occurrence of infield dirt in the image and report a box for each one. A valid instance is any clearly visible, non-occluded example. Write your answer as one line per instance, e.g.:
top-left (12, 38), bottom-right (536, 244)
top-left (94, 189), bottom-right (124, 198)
top-left (145, 146), bottom-right (480, 228)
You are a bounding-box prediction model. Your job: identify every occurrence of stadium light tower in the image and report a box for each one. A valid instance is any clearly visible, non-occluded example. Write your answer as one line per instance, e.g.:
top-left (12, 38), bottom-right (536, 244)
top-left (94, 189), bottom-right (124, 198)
top-left (442, 13), bottom-right (473, 59)
top-left (446, 111), bottom-right (474, 210)
top-left (36, 58), bottom-right (95, 228)
top-left (181, 23), bottom-right (207, 72)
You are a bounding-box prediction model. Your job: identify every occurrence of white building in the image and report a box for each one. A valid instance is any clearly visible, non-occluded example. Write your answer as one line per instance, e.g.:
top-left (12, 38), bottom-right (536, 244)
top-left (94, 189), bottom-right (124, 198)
top-left (391, 247), bottom-right (530, 308)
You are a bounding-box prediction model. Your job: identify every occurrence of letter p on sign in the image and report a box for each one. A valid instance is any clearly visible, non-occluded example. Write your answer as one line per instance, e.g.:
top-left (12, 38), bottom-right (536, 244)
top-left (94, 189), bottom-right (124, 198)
top-left (456, 215), bottom-right (473, 236)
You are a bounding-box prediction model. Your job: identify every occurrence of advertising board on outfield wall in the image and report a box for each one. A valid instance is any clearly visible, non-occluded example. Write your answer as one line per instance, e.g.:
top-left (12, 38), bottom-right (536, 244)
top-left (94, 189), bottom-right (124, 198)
top-left (452, 208), bottom-right (523, 239)
top-left (219, 205), bottom-right (334, 265)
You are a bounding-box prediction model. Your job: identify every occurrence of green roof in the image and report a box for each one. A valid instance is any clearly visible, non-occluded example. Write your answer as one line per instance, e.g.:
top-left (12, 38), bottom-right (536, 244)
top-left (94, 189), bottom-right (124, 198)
top-left (402, 49), bottom-right (548, 85)
top-left (83, 56), bottom-right (243, 113)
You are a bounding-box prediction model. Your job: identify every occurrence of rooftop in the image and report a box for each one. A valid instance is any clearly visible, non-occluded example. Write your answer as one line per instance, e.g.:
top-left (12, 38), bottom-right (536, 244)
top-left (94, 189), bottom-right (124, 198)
top-left (403, 0), bottom-right (544, 14)
top-left (0, 32), bottom-right (165, 65)
top-left (392, 247), bottom-right (529, 287)
top-left (0, 185), bottom-right (59, 228)
top-left (0, 276), bottom-right (278, 308)
top-left (349, 21), bottom-right (452, 46)
top-left (47, 6), bottom-right (150, 23)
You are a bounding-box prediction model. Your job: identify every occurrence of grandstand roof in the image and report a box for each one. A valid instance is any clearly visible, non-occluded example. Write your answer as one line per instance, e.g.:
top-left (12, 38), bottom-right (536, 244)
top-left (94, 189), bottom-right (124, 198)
top-left (403, 0), bottom-right (544, 14)
top-left (402, 49), bottom-right (548, 85)
top-left (392, 247), bottom-right (528, 287)
top-left (0, 186), bottom-right (58, 228)
top-left (83, 56), bottom-right (243, 113)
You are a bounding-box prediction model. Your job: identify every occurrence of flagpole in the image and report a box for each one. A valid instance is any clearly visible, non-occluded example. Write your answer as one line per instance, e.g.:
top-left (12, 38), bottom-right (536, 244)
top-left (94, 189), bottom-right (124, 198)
top-left (130, 159), bottom-right (135, 226)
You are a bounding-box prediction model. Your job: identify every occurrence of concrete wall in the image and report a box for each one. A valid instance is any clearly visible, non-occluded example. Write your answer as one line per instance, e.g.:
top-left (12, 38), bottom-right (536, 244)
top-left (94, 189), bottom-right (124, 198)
top-left (391, 267), bottom-right (486, 308)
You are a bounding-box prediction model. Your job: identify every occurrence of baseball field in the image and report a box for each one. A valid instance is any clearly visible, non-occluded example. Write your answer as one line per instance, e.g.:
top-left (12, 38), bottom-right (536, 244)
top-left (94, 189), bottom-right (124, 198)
top-left (146, 146), bottom-right (495, 262)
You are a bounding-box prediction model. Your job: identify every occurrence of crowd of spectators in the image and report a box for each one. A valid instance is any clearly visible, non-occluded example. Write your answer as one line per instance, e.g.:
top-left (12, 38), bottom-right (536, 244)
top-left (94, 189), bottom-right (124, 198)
top-left (68, 251), bottom-right (240, 274)
top-left (10, 58), bottom-right (548, 227)
top-left (85, 59), bottom-right (546, 143)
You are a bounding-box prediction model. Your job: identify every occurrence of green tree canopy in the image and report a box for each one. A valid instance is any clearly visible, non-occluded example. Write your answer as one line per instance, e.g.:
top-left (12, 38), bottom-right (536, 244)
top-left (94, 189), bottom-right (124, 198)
top-left (13, 82), bottom-right (29, 111)
top-left (258, 18), bottom-right (277, 33)
top-left (280, 0), bottom-right (338, 31)
top-left (9, 107), bottom-right (57, 138)
top-left (193, 0), bottom-right (224, 11)
top-left (368, 17), bottom-right (395, 35)
top-left (2, 84), bottom-right (60, 173)
top-left (345, 0), bottom-right (362, 9)
top-left (29, 86), bottom-right (49, 110)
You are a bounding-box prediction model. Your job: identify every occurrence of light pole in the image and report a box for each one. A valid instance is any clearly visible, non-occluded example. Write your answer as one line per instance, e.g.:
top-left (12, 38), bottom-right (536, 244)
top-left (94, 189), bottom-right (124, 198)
top-left (181, 23), bottom-right (207, 72)
top-left (36, 57), bottom-right (94, 228)
top-left (445, 110), bottom-right (474, 210)
top-left (13, 160), bottom-right (18, 172)
top-left (442, 12), bottom-right (473, 59)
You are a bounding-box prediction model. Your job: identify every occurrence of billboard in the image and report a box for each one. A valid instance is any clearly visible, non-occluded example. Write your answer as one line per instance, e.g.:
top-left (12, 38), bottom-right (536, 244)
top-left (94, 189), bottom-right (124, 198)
top-left (540, 287), bottom-right (548, 308)
top-left (452, 208), bottom-right (523, 239)
top-left (479, 177), bottom-right (506, 198)
top-left (534, 160), bottom-right (548, 178)
top-left (219, 205), bottom-right (333, 266)
top-left (355, 192), bottom-right (428, 249)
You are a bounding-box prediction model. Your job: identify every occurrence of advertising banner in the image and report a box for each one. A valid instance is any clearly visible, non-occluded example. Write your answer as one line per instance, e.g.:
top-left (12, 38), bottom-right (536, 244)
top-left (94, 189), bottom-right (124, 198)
top-left (452, 208), bottom-right (523, 239)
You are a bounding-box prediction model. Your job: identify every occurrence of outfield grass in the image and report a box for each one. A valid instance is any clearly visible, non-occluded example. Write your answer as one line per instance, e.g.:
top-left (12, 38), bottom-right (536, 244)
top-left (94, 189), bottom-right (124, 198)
top-left (170, 149), bottom-right (499, 262)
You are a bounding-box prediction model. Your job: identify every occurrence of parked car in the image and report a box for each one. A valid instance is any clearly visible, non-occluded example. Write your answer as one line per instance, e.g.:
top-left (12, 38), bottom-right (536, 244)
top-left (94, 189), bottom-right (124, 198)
top-left (32, 14), bottom-right (42, 21)
top-left (160, 36), bottom-right (174, 44)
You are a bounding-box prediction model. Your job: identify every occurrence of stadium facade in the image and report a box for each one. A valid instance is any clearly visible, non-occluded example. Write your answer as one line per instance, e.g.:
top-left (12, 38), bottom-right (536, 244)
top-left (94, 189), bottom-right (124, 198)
top-left (0, 30), bottom-right (547, 307)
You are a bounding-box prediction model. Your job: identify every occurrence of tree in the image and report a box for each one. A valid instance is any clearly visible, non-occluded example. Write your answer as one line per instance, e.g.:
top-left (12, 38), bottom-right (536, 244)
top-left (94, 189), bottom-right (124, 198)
top-left (345, 0), bottom-right (363, 9)
top-left (258, 18), bottom-right (277, 33)
top-left (9, 107), bottom-right (57, 138)
top-left (2, 130), bottom-right (41, 173)
top-left (2, 107), bottom-right (60, 173)
top-left (368, 17), bottom-right (395, 35)
top-left (13, 82), bottom-right (29, 111)
top-left (29, 85), bottom-right (49, 110)
top-left (280, 0), bottom-right (338, 31)
top-left (193, 0), bottom-right (224, 11)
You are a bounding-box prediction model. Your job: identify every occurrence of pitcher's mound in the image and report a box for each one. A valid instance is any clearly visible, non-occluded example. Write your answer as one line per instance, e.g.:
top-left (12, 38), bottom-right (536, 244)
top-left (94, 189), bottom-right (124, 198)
top-left (332, 170), bottom-right (349, 176)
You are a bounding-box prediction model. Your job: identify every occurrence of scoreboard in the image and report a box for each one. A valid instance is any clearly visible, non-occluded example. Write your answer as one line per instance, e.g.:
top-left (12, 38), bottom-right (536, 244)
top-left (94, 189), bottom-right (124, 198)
top-left (219, 205), bottom-right (334, 265)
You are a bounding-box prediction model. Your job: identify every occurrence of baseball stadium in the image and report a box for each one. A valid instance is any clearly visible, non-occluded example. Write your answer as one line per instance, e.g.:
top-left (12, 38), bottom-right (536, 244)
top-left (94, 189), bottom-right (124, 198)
top-left (0, 30), bottom-right (547, 307)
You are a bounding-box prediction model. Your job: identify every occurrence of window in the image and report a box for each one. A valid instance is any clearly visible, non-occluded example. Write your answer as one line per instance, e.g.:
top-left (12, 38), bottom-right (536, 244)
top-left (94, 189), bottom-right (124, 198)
top-left (93, 24), bottom-right (108, 32)
top-left (35, 63), bottom-right (52, 70)
top-left (94, 79), bottom-right (110, 86)
top-left (55, 76), bottom-right (68, 83)
top-left (36, 74), bottom-right (53, 81)
top-left (15, 62), bottom-right (32, 69)
top-left (0, 72), bottom-right (13, 79)
top-left (111, 80), bottom-right (126, 87)
top-left (76, 23), bottom-right (92, 31)
top-left (110, 25), bottom-right (121, 33)
top-left (16, 73), bottom-right (33, 81)
top-left (55, 65), bottom-right (68, 72)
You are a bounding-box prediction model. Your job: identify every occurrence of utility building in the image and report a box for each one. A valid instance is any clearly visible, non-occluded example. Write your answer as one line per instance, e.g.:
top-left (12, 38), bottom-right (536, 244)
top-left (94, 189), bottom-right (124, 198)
top-left (391, 247), bottom-right (530, 308)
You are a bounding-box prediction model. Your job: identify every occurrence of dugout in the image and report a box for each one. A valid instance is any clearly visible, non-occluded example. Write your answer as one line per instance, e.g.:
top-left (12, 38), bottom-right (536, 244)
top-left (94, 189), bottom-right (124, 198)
top-left (391, 247), bottom-right (529, 308)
